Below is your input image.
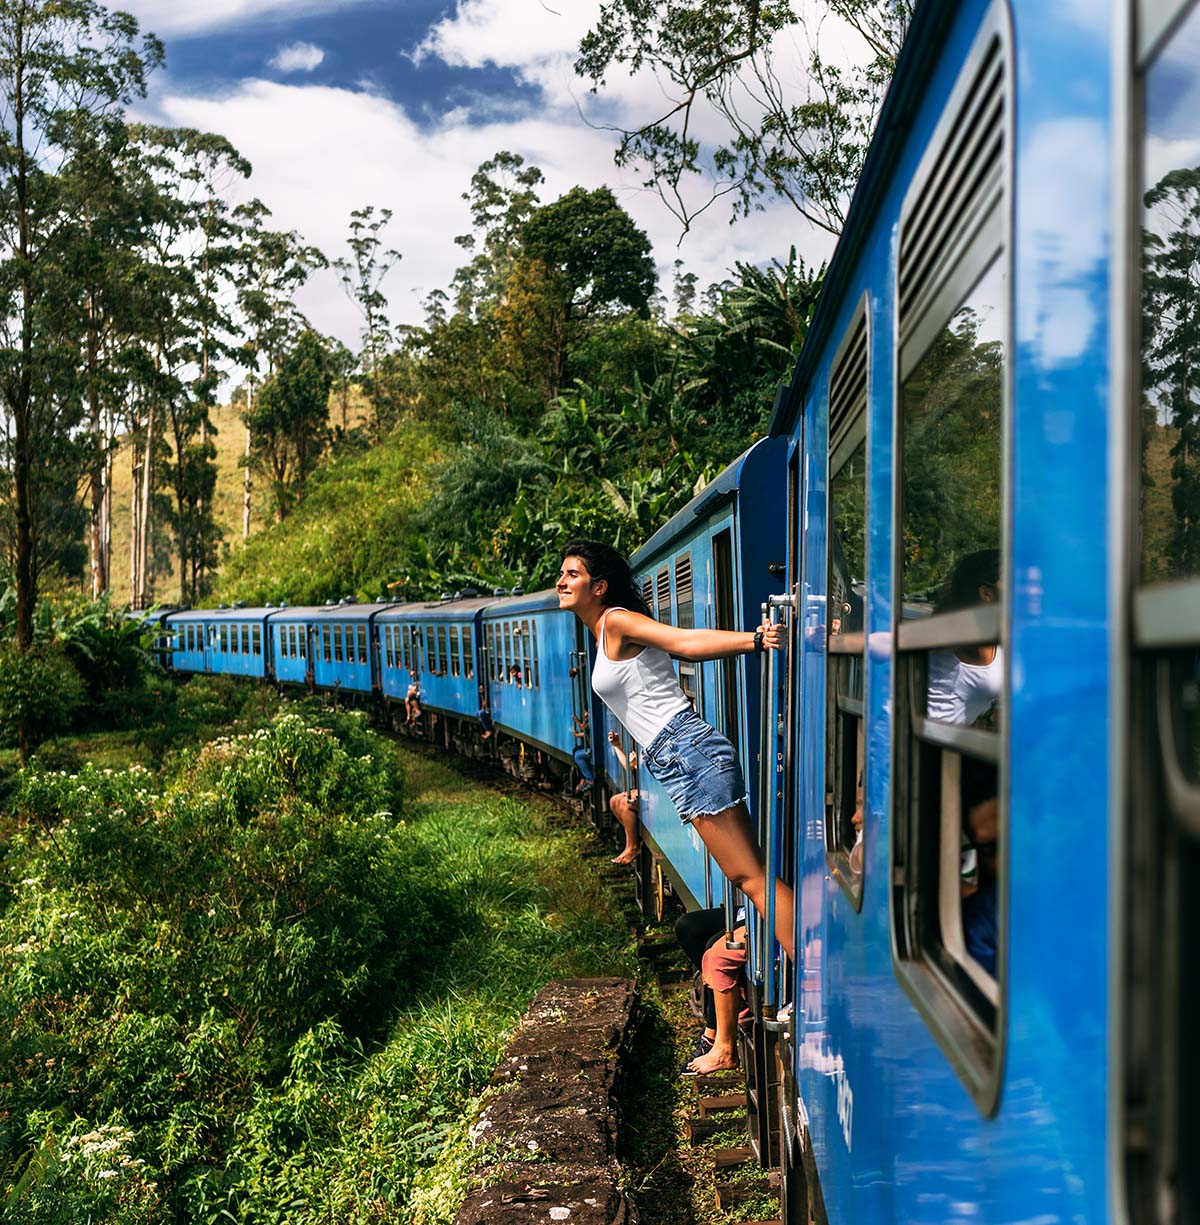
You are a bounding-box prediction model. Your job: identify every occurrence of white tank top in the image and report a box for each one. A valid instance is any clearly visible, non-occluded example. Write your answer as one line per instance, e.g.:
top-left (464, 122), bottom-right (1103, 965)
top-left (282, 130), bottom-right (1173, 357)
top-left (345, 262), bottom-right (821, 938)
top-left (591, 608), bottom-right (690, 747)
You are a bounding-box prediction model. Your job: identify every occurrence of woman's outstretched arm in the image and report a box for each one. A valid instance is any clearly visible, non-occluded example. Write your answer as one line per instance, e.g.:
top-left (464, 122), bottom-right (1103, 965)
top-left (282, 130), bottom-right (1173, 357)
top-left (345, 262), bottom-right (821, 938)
top-left (601, 608), bottom-right (783, 662)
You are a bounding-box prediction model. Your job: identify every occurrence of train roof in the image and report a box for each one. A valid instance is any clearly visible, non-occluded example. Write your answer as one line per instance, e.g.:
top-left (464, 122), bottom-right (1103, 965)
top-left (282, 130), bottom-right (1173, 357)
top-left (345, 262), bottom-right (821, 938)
top-left (479, 589), bottom-right (559, 617)
top-left (632, 435), bottom-right (784, 566)
top-left (376, 596), bottom-right (496, 622)
top-left (766, 0), bottom-right (957, 436)
top-left (168, 606), bottom-right (274, 623)
top-left (265, 601), bottom-right (396, 623)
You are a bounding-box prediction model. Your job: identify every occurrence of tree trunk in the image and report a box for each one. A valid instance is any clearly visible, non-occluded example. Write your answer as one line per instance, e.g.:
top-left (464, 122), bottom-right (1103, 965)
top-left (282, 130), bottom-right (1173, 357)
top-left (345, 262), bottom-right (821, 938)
top-left (129, 418), bottom-right (140, 608)
top-left (243, 378), bottom-right (253, 539)
top-left (138, 398), bottom-right (154, 607)
top-left (87, 292), bottom-right (108, 598)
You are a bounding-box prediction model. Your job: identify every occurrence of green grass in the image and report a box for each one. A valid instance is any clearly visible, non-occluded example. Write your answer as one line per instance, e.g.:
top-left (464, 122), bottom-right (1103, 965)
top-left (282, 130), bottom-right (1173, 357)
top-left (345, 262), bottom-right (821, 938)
top-left (275, 743), bottom-right (640, 1223)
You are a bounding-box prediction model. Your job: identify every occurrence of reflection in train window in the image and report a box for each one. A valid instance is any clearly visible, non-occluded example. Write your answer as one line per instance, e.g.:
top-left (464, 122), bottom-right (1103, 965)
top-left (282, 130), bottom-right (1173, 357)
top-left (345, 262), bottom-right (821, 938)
top-left (901, 260), bottom-right (1004, 608)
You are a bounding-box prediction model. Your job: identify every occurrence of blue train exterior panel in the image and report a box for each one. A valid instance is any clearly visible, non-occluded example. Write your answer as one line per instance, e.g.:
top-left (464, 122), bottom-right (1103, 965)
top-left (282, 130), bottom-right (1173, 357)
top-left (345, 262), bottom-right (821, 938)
top-left (306, 604), bottom-right (385, 696)
top-left (480, 592), bottom-right (583, 765)
top-left (376, 597), bottom-right (491, 719)
top-left (165, 609), bottom-right (271, 679)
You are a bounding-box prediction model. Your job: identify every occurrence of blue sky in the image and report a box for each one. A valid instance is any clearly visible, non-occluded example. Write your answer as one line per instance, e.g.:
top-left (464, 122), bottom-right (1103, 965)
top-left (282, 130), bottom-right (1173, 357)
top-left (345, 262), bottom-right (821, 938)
top-left (107, 0), bottom-right (833, 345)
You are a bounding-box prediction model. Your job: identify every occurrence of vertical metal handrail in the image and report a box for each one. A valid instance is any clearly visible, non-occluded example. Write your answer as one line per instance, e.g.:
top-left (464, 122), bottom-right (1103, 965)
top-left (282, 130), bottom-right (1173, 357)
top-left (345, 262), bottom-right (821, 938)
top-left (758, 594), bottom-right (794, 1029)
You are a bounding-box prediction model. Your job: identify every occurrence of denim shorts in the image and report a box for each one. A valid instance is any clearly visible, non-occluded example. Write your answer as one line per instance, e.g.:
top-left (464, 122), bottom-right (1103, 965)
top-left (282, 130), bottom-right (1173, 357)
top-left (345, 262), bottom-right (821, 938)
top-left (643, 710), bottom-right (748, 822)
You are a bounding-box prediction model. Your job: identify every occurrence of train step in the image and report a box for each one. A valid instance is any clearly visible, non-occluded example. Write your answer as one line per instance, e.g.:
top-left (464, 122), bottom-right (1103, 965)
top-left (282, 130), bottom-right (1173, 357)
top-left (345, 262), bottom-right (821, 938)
top-left (697, 1092), bottom-right (747, 1116)
top-left (716, 1179), bottom-right (773, 1210)
top-left (711, 1145), bottom-right (755, 1170)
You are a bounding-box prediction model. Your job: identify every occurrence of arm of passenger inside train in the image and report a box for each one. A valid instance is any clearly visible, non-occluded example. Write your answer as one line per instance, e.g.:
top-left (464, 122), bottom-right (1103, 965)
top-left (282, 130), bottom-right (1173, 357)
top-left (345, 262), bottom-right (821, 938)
top-left (602, 608), bottom-right (783, 662)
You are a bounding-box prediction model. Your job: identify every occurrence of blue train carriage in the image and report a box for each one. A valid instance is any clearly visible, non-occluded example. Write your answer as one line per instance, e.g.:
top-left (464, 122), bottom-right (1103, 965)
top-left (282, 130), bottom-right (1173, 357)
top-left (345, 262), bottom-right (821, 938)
top-left (304, 601), bottom-right (387, 698)
top-left (264, 605), bottom-right (328, 689)
top-left (764, 0), bottom-right (1119, 1220)
top-left (166, 606), bottom-right (272, 679)
top-left (602, 435), bottom-right (787, 921)
top-left (376, 596), bottom-right (491, 744)
top-left (480, 590), bottom-right (586, 786)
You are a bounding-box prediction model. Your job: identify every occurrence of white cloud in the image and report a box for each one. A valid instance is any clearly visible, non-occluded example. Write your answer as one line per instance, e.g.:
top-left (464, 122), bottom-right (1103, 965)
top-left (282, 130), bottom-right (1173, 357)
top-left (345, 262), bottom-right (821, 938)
top-left (104, 0), bottom-right (370, 39)
top-left (269, 42), bottom-right (325, 73)
top-left (142, 76), bottom-right (830, 346)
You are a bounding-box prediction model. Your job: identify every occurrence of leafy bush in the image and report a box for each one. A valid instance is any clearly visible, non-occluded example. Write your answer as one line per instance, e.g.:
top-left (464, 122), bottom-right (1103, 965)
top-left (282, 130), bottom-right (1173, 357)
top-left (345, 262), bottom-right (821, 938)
top-left (0, 643), bottom-right (85, 749)
top-left (0, 710), bottom-right (453, 1220)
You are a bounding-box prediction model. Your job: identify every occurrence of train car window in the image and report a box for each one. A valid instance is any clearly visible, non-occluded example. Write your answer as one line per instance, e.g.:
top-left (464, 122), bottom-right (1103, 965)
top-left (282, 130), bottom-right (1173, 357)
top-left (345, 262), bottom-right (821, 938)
top-left (520, 620), bottom-right (532, 686)
top-left (355, 624), bottom-right (366, 664)
top-left (449, 625), bottom-right (461, 677)
top-left (320, 626), bottom-right (329, 664)
top-left (242, 625), bottom-right (250, 654)
top-left (333, 626), bottom-right (344, 663)
top-left (530, 621), bottom-right (538, 688)
top-left (656, 568), bottom-right (671, 624)
top-left (641, 575), bottom-right (653, 612)
top-left (712, 529), bottom-right (740, 750)
top-left (826, 304), bottom-right (868, 908)
top-left (892, 9), bottom-right (1009, 1112)
top-left (252, 625), bottom-right (261, 655)
top-left (675, 554), bottom-right (694, 628)
top-left (437, 625), bottom-right (448, 675)
top-left (219, 624), bottom-right (228, 653)
top-left (1127, 8), bottom-right (1200, 1219)
top-left (298, 628), bottom-right (306, 660)
top-left (463, 625), bottom-right (474, 679)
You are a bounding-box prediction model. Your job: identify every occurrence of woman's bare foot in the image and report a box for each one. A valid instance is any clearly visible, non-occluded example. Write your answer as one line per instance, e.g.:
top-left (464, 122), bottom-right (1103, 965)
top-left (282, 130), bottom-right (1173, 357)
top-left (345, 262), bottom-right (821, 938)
top-left (687, 1044), bottom-right (739, 1075)
top-left (611, 843), bottom-right (640, 865)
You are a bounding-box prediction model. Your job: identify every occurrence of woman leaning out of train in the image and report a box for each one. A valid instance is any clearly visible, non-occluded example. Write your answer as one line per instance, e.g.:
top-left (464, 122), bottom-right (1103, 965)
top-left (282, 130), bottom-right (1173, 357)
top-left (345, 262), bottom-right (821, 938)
top-left (556, 540), bottom-right (794, 959)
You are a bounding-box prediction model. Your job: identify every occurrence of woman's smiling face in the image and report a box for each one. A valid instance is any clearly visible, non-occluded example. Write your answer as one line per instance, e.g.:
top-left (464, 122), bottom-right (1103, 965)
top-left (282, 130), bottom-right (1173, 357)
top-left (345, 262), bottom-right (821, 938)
top-left (556, 555), bottom-right (602, 611)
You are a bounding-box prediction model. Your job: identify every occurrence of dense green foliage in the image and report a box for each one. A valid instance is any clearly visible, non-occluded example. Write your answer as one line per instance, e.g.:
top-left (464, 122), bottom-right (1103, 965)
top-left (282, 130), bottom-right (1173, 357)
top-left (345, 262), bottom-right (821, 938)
top-left (0, 711), bottom-right (634, 1223)
top-left (219, 211), bottom-right (822, 604)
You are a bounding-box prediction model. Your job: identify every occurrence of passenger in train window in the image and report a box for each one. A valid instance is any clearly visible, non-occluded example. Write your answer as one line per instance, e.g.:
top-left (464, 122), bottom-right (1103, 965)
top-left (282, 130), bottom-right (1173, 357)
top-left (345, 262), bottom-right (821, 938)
top-left (559, 540), bottom-right (793, 957)
top-left (961, 758), bottom-right (999, 976)
top-left (925, 549), bottom-right (1002, 727)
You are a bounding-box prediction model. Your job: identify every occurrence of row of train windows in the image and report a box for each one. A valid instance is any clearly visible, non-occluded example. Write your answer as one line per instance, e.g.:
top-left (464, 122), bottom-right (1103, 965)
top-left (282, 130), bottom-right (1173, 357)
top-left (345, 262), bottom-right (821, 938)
top-left (180, 623), bottom-right (262, 655)
top-left (484, 619), bottom-right (540, 688)
top-left (278, 625), bottom-right (308, 659)
top-left (639, 554), bottom-right (698, 708)
top-left (381, 623), bottom-right (475, 679)
top-left (316, 624), bottom-right (369, 666)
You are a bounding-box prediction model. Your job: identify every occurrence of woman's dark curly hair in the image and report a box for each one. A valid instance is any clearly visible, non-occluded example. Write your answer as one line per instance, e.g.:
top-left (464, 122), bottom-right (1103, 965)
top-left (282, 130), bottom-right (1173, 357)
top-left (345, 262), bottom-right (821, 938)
top-left (560, 540), bottom-right (653, 617)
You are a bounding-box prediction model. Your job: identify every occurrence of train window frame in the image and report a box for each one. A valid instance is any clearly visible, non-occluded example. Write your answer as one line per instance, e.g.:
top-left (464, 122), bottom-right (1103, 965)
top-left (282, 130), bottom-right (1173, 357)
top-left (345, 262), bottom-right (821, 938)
top-left (464, 624), bottom-right (474, 680)
top-left (451, 624), bottom-right (462, 677)
top-left (530, 621), bottom-right (538, 689)
top-left (520, 620), bottom-right (532, 686)
top-left (889, 0), bottom-right (1012, 1116)
top-left (674, 552), bottom-right (699, 709)
top-left (1124, 6), bottom-right (1200, 1216)
top-left (297, 628), bottom-right (306, 660)
top-left (656, 567), bottom-right (672, 624)
top-left (333, 626), bottom-right (343, 663)
top-left (825, 298), bottom-right (869, 911)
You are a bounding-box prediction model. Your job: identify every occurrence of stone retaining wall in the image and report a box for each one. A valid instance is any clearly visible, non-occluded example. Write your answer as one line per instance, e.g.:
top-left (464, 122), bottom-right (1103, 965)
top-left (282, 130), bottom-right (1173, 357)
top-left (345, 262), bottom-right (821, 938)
top-left (454, 977), bottom-right (638, 1225)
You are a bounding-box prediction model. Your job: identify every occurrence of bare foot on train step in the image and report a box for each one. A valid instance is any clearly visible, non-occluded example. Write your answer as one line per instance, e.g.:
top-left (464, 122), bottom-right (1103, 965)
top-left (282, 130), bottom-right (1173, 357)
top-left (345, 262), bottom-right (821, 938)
top-left (687, 1044), bottom-right (739, 1075)
top-left (611, 843), bottom-right (640, 865)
